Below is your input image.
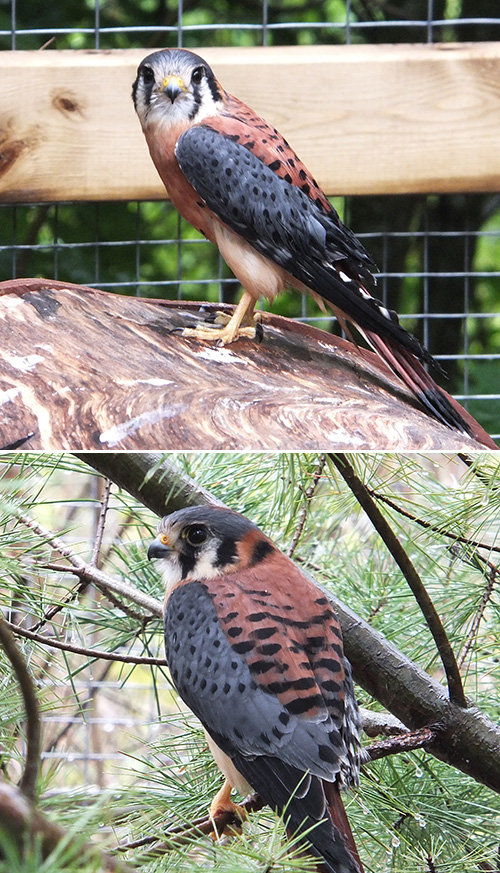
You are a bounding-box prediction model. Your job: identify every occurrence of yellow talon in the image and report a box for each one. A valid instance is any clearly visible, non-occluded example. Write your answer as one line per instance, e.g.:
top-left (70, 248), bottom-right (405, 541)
top-left (180, 291), bottom-right (260, 345)
top-left (209, 780), bottom-right (247, 839)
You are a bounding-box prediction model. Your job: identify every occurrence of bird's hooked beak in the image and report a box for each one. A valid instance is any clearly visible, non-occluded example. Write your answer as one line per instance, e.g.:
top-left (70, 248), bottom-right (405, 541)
top-left (161, 75), bottom-right (186, 103)
top-left (147, 535), bottom-right (173, 561)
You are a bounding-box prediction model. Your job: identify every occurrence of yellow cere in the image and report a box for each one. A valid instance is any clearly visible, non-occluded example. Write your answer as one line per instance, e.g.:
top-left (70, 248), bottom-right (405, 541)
top-left (162, 75), bottom-right (186, 91)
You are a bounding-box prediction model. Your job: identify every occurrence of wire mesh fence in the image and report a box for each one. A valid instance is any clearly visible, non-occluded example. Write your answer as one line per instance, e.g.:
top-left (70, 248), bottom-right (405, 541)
top-left (1, 1), bottom-right (499, 441)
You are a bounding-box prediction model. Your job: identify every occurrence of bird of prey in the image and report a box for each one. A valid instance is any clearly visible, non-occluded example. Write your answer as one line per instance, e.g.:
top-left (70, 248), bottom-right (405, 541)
top-left (148, 504), bottom-right (365, 873)
top-left (133, 48), bottom-right (470, 434)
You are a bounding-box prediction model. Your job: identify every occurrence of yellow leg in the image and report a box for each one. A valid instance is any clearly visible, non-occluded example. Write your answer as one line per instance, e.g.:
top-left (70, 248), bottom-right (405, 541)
top-left (180, 291), bottom-right (259, 345)
top-left (209, 780), bottom-right (247, 839)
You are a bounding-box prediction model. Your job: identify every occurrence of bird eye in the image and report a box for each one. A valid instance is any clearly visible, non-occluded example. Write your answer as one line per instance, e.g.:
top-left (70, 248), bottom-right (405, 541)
top-left (141, 65), bottom-right (155, 85)
top-left (191, 65), bottom-right (205, 85)
top-left (184, 524), bottom-right (208, 547)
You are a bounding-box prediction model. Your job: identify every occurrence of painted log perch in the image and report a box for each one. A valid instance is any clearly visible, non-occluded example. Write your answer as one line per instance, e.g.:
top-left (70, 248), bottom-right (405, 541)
top-left (0, 278), bottom-right (494, 451)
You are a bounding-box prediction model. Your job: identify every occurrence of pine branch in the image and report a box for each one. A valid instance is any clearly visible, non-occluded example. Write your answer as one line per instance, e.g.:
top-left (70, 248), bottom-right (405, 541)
top-left (117, 730), bottom-right (438, 859)
top-left (10, 456), bottom-right (500, 801)
top-left (458, 557), bottom-right (498, 669)
top-left (123, 793), bottom-right (265, 859)
top-left (366, 484), bottom-right (500, 555)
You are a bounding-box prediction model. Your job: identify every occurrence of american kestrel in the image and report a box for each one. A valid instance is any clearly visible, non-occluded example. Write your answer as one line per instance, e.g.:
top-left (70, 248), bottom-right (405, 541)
top-left (148, 504), bottom-right (364, 873)
top-left (132, 48), bottom-right (470, 436)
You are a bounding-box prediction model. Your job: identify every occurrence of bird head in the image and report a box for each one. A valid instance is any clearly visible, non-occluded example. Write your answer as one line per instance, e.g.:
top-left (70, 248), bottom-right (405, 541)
top-left (132, 48), bottom-right (223, 131)
top-left (147, 505), bottom-right (265, 593)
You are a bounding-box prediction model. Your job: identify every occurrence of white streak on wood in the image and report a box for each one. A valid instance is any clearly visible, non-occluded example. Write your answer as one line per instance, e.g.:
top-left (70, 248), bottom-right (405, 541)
top-left (99, 404), bottom-right (187, 446)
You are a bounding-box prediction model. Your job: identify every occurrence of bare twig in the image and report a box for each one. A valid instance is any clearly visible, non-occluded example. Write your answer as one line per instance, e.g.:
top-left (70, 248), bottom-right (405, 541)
top-left (365, 727), bottom-right (436, 762)
top-left (3, 619), bottom-right (166, 665)
top-left (457, 559), bottom-right (498, 669)
top-left (0, 615), bottom-right (41, 802)
top-left (366, 486), bottom-right (500, 555)
top-left (91, 477), bottom-right (112, 566)
top-left (288, 454), bottom-right (327, 558)
top-left (328, 453), bottom-right (467, 708)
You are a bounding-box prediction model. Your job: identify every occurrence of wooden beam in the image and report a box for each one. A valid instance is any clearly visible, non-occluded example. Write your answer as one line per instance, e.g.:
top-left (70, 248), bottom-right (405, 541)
top-left (1, 43), bottom-right (500, 203)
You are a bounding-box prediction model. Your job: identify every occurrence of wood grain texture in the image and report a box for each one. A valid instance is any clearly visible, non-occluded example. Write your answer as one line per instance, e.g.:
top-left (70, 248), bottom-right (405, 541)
top-left (0, 279), bottom-right (494, 451)
top-left (1, 43), bottom-right (500, 202)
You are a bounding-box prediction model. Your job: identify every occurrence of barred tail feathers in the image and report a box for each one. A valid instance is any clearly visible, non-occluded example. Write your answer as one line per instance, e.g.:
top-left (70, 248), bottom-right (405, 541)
top-left (361, 327), bottom-right (472, 434)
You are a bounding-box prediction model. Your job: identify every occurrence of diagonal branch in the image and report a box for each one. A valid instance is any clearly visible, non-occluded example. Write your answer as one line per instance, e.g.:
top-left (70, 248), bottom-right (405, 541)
top-left (15, 512), bottom-right (161, 616)
top-left (0, 616), bottom-right (41, 803)
top-left (327, 453), bottom-right (467, 708)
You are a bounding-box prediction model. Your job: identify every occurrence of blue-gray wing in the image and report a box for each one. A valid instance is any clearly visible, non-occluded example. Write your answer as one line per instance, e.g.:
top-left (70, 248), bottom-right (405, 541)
top-left (175, 124), bottom-right (426, 359)
top-left (163, 580), bottom-right (349, 781)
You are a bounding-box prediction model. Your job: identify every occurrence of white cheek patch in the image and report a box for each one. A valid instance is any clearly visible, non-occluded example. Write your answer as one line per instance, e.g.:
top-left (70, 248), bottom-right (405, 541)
top-left (158, 540), bottom-right (224, 597)
top-left (190, 78), bottom-right (222, 123)
top-left (191, 541), bottom-right (222, 581)
top-left (158, 554), bottom-right (184, 596)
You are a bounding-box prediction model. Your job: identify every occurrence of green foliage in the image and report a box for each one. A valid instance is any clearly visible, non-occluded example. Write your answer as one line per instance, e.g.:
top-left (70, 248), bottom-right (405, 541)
top-left (0, 452), bottom-right (499, 870)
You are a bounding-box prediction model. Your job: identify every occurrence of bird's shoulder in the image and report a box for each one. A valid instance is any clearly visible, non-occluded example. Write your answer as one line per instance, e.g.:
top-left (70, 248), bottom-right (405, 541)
top-left (192, 91), bottom-right (335, 217)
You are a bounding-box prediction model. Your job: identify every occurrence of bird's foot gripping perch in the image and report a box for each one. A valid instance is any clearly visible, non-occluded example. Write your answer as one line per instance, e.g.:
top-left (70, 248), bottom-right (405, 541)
top-left (178, 292), bottom-right (263, 345)
top-left (209, 780), bottom-right (248, 839)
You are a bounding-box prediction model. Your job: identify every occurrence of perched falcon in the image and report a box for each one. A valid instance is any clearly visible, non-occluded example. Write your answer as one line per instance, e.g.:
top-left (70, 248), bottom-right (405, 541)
top-left (133, 48), bottom-right (470, 435)
top-left (148, 504), bottom-right (364, 873)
